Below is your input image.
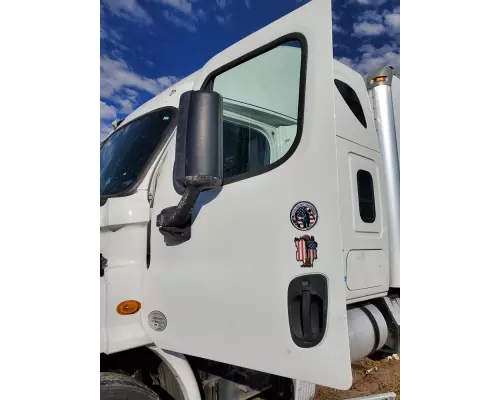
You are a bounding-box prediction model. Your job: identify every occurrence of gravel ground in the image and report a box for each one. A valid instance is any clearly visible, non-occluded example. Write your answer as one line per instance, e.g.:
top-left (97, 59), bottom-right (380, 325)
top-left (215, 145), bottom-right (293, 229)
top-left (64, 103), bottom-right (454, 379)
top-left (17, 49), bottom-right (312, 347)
top-left (314, 356), bottom-right (400, 400)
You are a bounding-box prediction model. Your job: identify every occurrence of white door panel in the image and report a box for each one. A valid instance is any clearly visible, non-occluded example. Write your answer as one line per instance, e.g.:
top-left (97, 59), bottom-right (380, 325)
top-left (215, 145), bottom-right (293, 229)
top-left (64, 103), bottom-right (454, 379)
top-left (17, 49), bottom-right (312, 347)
top-left (336, 138), bottom-right (390, 300)
top-left (142, 0), bottom-right (352, 389)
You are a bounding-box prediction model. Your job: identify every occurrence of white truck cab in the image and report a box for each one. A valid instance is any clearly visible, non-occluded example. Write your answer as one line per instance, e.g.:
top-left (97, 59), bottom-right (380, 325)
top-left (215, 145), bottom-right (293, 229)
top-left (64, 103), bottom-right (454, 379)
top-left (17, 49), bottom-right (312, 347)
top-left (100, 1), bottom-right (400, 399)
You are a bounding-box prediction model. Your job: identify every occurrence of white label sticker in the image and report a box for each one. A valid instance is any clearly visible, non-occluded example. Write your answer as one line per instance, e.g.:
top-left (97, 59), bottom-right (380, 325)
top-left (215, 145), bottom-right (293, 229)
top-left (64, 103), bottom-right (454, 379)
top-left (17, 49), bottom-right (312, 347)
top-left (148, 311), bottom-right (167, 331)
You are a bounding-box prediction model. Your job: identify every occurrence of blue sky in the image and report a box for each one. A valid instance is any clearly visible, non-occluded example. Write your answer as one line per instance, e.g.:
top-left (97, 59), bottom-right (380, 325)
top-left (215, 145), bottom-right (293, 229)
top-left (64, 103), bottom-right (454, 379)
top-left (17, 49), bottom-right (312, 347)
top-left (100, 0), bottom-right (400, 140)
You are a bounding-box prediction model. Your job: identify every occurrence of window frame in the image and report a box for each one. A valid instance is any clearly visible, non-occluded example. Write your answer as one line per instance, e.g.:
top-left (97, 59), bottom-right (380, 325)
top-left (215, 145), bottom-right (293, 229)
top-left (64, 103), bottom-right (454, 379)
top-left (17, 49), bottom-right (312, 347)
top-left (100, 106), bottom-right (178, 202)
top-left (201, 33), bottom-right (308, 186)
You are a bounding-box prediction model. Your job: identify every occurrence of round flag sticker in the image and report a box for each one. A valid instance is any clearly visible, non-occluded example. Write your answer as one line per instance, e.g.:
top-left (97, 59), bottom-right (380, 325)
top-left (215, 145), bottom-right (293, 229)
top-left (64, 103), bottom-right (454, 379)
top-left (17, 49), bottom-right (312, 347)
top-left (290, 201), bottom-right (318, 231)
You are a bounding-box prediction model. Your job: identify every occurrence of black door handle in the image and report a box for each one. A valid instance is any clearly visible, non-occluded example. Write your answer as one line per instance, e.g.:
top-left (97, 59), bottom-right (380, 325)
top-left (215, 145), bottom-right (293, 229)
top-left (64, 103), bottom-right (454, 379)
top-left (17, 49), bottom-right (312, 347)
top-left (288, 274), bottom-right (328, 348)
top-left (301, 290), bottom-right (312, 341)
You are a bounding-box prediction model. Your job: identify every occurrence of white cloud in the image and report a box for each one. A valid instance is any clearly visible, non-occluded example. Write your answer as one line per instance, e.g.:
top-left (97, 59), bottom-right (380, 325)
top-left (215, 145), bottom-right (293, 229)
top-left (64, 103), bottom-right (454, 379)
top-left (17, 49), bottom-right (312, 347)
top-left (101, 0), bottom-right (152, 25)
top-left (333, 43), bottom-right (350, 51)
top-left (99, 54), bottom-right (182, 140)
top-left (353, 7), bottom-right (399, 38)
top-left (113, 88), bottom-right (140, 114)
top-left (101, 101), bottom-right (117, 120)
top-left (244, 0), bottom-right (251, 9)
top-left (195, 9), bottom-right (207, 20)
top-left (100, 28), bottom-right (107, 40)
top-left (358, 43), bottom-right (397, 55)
top-left (216, 0), bottom-right (231, 9)
top-left (101, 101), bottom-right (117, 141)
top-left (384, 7), bottom-right (400, 36)
top-left (385, 13), bottom-right (400, 30)
top-left (332, 14), bottom-right (345, 34)
top-left (157, 76), bottom-right (179, 87)
top-left (100, 25), bottom-right (128, 51)
top-left (155, 0), bottom-right (206, 23)
top-left (101, 90), bottom-right (138, 140)
top-left (163, 10), bottom-right (197, 32)
top-left (356, 7), bottom-right (399, 29)
top-left (355, 0), bottom-right (387, 5)
top-left (333, 24), bottom-right (345, 33)
top-left (358, 10), bottom-right (383, 23)
top-left (115, 98), bottom-right (136, 114)
top-left (157, 0), bottom-right (193, 15)
top-left (357, 51), bottom-right (399, 76)
top-left (123, 87), bottom-right (139, 98)
top-left (337, 42), bottom-right (399, 76)
top-left (157, 0), bottom-right (206, 31)
top-left (100, 55), bottom-right (180, 99)
top-left (353, 22), bottom-right (385, 36)
top-left (215, 14), bottom-right (232, 25)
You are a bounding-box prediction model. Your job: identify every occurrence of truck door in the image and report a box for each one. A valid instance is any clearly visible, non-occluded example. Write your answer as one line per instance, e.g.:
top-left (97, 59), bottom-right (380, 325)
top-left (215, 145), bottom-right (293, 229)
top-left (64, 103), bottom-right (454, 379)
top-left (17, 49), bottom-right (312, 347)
top-left (143, 0), bottom-right (352, 389)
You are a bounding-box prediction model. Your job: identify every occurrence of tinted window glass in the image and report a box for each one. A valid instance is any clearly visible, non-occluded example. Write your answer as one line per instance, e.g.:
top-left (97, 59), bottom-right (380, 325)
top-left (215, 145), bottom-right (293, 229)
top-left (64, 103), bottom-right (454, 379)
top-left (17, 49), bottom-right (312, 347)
top-left (212, 40), bottom-right (302, 181)
top-left (223, 121), bottom-right (270, 179)
top-left (357, 169), bottom-right (376, 223)
top-left (335, 79), bottom-right (367, 128)
top-left (100, 108), bottom-right (175, 196)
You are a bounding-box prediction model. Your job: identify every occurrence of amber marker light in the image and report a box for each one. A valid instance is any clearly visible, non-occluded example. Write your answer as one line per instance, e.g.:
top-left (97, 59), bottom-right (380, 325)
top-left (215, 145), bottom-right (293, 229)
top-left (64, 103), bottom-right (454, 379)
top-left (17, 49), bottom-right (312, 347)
top-left (117, 300), bottom-right (141, 315)
top-left (371, 76), bottom-right (388, 84)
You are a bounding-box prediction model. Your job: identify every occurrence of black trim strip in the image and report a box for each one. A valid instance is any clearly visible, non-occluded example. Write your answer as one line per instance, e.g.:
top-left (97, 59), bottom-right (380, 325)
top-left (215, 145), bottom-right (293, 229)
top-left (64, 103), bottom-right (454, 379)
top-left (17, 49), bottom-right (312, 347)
top-left (146, 220), bottom-right (151, 268)
top-left (360, 305), bottom-right (380, 355)
top-left (100, 253), bottom-right (107, 277)
top-left (200, 33), bottom-right (308, 186)
top-left (100, 106), bottom-right (178, 202)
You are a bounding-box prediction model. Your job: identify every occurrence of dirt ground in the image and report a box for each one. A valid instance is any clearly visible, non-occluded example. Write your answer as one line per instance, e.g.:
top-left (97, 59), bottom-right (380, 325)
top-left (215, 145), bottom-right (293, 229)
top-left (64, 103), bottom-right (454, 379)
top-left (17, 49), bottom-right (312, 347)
top-left (314, 356), bottom-right (400, 400)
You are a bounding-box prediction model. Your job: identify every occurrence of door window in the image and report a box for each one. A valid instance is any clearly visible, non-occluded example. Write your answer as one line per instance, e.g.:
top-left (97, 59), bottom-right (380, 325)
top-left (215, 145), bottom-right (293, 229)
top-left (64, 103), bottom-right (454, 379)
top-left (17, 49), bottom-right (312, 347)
top-left (209, 39), bottom-right (304, 182)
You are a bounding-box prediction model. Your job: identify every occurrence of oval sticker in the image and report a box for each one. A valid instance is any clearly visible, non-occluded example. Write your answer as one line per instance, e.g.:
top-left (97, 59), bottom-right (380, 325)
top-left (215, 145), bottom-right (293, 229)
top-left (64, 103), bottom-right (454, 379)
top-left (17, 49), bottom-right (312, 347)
top-left (148, 311), bottom-right (167, 331)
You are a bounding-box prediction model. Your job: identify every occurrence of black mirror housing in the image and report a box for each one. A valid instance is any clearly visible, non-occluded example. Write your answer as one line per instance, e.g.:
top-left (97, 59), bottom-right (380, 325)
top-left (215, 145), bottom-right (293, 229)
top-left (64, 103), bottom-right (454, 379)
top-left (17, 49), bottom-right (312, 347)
top-left (158, 90), bottom-right (223, 241)
top-left (174, 90), bottom-right (223, 194)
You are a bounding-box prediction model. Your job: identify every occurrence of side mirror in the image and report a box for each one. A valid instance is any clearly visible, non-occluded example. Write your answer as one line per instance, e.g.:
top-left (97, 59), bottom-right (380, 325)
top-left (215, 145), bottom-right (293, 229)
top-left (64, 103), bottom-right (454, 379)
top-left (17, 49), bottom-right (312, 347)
top-left (174, 90), bottom-right (224, 193)
top-left (157, 90), bottom-right (223, 241)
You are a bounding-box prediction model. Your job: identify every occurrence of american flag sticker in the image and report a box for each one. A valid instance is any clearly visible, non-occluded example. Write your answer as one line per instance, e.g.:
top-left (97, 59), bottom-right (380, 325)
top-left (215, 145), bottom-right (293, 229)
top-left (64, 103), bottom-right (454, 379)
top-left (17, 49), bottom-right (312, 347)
top-left (290, 201), bottom-right (318, 231)
top-left (294, 235), bottom-right (318, 268)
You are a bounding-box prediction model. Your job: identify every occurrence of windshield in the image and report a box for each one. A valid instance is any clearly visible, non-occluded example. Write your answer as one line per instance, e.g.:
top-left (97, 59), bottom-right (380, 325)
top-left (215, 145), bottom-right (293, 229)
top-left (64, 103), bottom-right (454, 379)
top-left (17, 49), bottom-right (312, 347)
top-left (100, 108), bottom-right (176, 197)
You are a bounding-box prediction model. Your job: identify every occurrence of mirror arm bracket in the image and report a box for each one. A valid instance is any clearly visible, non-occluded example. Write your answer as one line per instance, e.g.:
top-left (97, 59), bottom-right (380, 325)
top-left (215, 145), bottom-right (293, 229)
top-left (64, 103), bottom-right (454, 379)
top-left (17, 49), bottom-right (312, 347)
top-left (157, 187), bottom-right (198, 226)
top-left (156, 176), bottom-right (222, 241)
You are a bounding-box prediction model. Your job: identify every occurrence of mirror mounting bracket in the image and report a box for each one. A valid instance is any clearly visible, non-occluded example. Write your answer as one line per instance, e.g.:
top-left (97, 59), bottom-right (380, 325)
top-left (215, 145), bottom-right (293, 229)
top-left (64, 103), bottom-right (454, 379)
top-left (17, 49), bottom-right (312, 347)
top-left (156, 185), bottom-right (199, 242)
